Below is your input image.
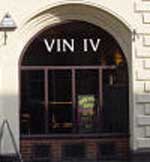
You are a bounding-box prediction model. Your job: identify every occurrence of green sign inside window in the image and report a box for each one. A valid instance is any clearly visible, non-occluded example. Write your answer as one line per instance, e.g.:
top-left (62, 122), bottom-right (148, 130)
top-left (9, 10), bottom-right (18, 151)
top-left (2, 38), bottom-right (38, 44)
top-left (78, 95), bottom-right (96, 132)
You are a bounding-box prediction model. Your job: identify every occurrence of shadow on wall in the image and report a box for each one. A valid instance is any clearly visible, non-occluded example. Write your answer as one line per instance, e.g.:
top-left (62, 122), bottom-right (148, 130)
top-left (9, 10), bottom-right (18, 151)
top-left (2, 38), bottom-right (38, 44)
top-left (0, 95), bottom-right (19, 155)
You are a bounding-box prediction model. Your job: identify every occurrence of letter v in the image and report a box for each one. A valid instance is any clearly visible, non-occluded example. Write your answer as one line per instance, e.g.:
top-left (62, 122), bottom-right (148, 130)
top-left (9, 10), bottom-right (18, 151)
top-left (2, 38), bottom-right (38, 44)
top-left (44, 39), bottom-right (55, 53)
top-left (89, 38), bottom-right (101, 52)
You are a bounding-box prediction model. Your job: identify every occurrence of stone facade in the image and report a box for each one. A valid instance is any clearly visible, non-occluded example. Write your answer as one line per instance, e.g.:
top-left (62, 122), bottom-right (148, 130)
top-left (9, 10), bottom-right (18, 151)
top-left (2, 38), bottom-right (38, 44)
top-left (134, 0), bottom-right (150, 150)
top-left (0, 0), bottom-right (149, 159)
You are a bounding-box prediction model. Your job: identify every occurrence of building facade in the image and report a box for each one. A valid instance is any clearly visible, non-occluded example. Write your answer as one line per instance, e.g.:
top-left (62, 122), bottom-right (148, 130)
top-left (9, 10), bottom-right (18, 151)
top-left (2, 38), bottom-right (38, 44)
top-left (0, 0), bottom-right (150, 161)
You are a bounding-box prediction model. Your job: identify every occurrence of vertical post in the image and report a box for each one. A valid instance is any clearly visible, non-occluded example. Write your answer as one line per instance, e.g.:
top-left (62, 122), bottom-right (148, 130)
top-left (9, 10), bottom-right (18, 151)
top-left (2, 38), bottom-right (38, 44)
top-left (72, 68), bottom-right (76, 133)
top-left (4, 31), bottom-right (7, 45)
top-left (44, 69), bottom-right (49, 134)
top-left (98, 68), bottom-right (103, 131)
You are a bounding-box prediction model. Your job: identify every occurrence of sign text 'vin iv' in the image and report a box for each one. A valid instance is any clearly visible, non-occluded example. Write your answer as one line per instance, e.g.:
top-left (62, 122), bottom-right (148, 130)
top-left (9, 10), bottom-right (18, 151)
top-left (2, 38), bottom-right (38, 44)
top-left (44, 38), bottom-right (101, 53)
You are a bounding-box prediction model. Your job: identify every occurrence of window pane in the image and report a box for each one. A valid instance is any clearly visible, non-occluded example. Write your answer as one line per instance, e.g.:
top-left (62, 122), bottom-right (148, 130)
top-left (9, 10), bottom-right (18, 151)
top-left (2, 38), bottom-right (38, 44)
top-left (48, 70), bottom-right (72, 101)
top-left (20, 70), bottom-right (45, 134)
top-left (48, 70), bottom-right (73, 133)
top-left (76, 70), bottom-right (99, 133)
top-left (102, 69), bottom-right (128, 133)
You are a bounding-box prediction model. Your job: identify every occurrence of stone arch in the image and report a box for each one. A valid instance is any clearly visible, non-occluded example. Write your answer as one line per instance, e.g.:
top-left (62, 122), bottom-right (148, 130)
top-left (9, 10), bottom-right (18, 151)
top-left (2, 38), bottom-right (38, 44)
top-left (19, 3), bottom-right (132, 66)
top-left (17, 2), bottom-right (133, 152)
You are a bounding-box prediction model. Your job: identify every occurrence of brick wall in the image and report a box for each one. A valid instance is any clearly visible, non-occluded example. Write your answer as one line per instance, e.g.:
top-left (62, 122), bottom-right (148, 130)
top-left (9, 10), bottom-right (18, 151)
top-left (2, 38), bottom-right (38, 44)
top-left (20, 137), bottom-right (129, 162)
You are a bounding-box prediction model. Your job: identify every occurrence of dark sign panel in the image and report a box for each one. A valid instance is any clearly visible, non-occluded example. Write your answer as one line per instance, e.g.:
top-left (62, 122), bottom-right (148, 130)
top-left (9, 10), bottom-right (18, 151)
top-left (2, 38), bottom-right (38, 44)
top-left (22, 21), bottom-right (118, 66)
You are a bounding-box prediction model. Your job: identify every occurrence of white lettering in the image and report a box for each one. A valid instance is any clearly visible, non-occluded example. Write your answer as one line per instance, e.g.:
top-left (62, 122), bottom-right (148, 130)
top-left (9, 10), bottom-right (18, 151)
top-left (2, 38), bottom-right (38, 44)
top-left (43, 38), bottom-right (101, 53)
top-left (44, 38), bottom-right (55, 53)
top-left (57, 39), bottom-right (61, 52)
top-left (63, 39), bottom-right (74, 52)
top-left (89, 38), bottom-right (101, 52)
top-left (83, 39), bottom-right (88, 52)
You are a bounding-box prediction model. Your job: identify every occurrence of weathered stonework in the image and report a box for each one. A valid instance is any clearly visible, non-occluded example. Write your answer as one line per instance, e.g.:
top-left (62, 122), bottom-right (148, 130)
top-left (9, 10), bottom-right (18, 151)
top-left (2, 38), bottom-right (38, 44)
top-left (145, 104), bottom-right (150, 115)
top-left (134, 0), bottom-right (150, 150)
top-left (144, 60), bottom-right (150, 69)
top-left (144, 82), bottom-right (150, 92)
top-left (142, 13), bottom-right (150, 24)
top-left (134, 1), bottom-right (150, 12)
top-left (143, 36), bottom-right (150, 46)
top-left (145, 126), bottom-right (150, 137)
top-left (137, 138), bottom-right (150, 148)
top-left (137, 115), bottom-right (150, 126)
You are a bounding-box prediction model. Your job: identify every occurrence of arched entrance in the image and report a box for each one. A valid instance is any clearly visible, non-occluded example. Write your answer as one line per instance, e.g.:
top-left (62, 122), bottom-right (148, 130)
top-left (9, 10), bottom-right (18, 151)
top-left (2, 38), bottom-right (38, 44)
top-left (20, 20), bottom-right (129, 161)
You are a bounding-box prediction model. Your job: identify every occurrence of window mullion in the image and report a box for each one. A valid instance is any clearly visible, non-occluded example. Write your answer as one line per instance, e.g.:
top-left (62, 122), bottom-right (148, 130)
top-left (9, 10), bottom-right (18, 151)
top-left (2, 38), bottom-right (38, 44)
top-left (44, 69), bottom-right (49, 134)
top-left (98, 68), bottom-right (103, 132)
top-left (72, 68), bottom-right (76, 133)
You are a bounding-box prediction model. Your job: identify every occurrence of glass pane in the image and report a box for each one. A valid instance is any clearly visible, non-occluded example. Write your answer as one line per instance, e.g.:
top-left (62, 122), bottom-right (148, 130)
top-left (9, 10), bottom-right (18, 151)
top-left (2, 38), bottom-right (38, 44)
top-left (48, 70), bottom-right (73, 133)
top-left (102, 69), bottom-right (128, 133)
top-left (76, 70), bottom-right (99, 133)
top-left (48, 70), bottom-right (72, 102)
top-left (20, 70), bottom-right (45, 134)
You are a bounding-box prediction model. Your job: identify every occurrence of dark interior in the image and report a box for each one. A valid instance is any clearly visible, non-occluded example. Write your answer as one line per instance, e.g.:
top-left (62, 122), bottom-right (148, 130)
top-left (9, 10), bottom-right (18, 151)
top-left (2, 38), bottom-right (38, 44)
top-left (20, 20), bottom-right (129, 135)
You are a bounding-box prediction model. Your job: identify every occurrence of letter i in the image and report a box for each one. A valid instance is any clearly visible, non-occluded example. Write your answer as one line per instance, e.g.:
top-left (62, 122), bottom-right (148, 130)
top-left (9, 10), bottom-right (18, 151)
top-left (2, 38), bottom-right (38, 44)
top-left (57, 39), bottom-right (61, 52)
top-left (83, 39), bottom-right (88, 52)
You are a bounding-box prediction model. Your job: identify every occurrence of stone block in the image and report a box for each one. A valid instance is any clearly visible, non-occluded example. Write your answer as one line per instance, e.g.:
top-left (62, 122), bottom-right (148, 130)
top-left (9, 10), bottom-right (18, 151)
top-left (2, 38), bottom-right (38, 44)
top-left (145, 126), bottom-right (150, 137)
top-left (145, 104), bottom-right (150, 115)
top-left (137, 115), bottom-right (150, 125)
top-left (137, 71), bottom-right (150, 81)
top-left (143, 35), bottom-right (150, 46)
top-left (136, 48), bottom-right (150, 58)
top-left (137, 138), bottom-right (150, 148)
top-left (144, 60), bottom-right (150, 69)
top-left (144, 82), bottom-right (150, 92)
top-left (135, 1), bottom-right (150, 12)
top-left (143, 13), bottom-right (150, 24)
top-left (136, 80), bottom-right (145, 88)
